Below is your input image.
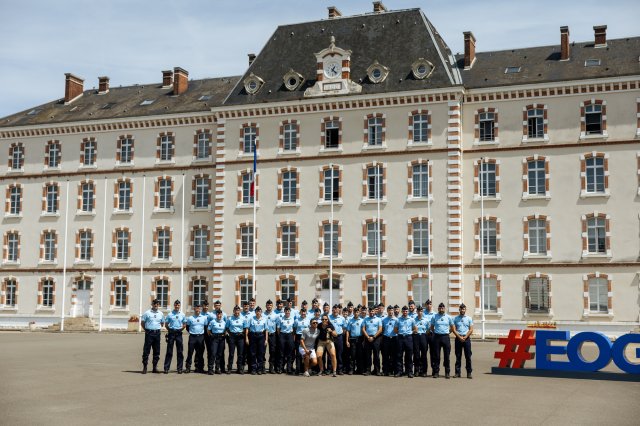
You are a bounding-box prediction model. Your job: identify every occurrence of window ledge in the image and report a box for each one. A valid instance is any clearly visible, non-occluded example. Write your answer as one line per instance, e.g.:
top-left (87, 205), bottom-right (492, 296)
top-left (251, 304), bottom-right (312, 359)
top-left (79, 164), bottom-right (98, 170)
top-left (0, 307), bottom-right (18, 312)
top-left (76, 210), bottom-right (96, 217)
top-left (111, 259), bottom-right (132, 265)
top-left (523, 253), bottom-right (552, 260)
top-left (317, 255), bottom-right (343, 262)
top-left (361, 198), bottom-right (388, 205)
top-left (581, 252), bottom-right (612, 259)
top-left (4, 213), bottom-right (22, 219)
top-left (522, 193), bottom-right (551, 201)
top-left (361, 255), bottom-right (388, 261)
top-left (235, 256), bottom-right (258, 263)
top-left (190, 206), bottom-right (212, 213)
top-left (579, 191), bottom-right (610, 199)
top-left (151, 258), bottom-right (172, 264)
top-left (319, 146), bottom-right (343, 154)
top-left (112, 209), bottom-right (134, 216)
top-left (108, 308), bottom-right (130, 314)
top-left (472, 195), bottom-right (501, 202)
top-left (153, 207), bottom-right (175, 214)
top-left (406, 254), bottom-right (434, 261)
top-left (361, 144), bottom-right (387, 151)
top-left (115, 162), bottom-right (134, 168)
top-left (36, 307), bottom-right (56, 313)
top-left (523, 310), bottom-right (554, 318)
top-left (155, 159), bottom-right (176, 166)
top-left (277, 149), bottom-right (302, 156)
top-left (407, 141), bottom-right (432, 148)
top-left (580, 132), bottom-right (609, 141)
top-left (192, 157), bottom-right (213, 164)
top-left (582, 311), bottom-right (614, 319)
top-left (189, 257), bottom-right (211, 264)
top-left (473, 140), bottom-right (499, 146)
top-left (474, 309), bottom-right (503, 317)
top-left (38, 260), bottom-right (57, 266)
top-left (522, 136), bottom-right (549, 143)
top-left (318, 200), bottom-right (343, 207)
top-left (41, 212), bottom-right (60, 218)
top-left (6, 169), bottom-right (24, 174)
top-left (275, 256), bottom-right (300, 262)
top-left (237, 150), bottom-right (260, 159)
top-left (1, 261), bottom-right (20, 267)
top-left (74, 259), bottom-right (94, 266)
top-left (236, 203), bottom-right (259, 210)
top-left (43, 166), bottom-right (61, 173)
top-left (406, 196), bottom-right (433, 203)
top-left (473, 254), bottom-right (503, 261)
top-left (276, 201), bottom-right (300, 208)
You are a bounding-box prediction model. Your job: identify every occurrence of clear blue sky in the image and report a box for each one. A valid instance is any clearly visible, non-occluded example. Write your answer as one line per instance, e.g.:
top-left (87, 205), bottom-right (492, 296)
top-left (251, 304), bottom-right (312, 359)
top-left (0, 0), bottom-right (638, 118)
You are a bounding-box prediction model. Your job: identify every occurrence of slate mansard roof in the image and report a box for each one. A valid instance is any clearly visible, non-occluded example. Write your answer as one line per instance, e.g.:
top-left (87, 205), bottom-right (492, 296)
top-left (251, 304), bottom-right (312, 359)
top-left (223, 8), bottom-right (462, 106)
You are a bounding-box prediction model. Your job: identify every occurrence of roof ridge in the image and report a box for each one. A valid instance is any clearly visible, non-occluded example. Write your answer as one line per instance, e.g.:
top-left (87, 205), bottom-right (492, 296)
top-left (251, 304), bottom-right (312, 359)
top-left (274, 8), bottom-right (421, 29)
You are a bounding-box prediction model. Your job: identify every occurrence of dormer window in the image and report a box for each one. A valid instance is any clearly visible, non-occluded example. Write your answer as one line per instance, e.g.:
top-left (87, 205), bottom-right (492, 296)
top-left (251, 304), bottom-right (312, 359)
top-left (244, 73), bottom-right (264, 95)
top-left (283, 70), bottom-right (304, 91)
top-left (140, 99), bottom-right (155, 106)
top-left (411, 59), bottom-right (434, 80)
top-left (367, 61), bottom-right (389, 84)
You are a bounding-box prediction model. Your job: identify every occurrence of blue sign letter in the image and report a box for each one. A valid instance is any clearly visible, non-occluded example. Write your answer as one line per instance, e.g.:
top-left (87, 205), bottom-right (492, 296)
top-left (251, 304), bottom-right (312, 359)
top-left (566, 332), bottom-right (612, 371)
top-left (536, 330), bottom-right (571, 371)
top-left (611, 333), bottom-right (640, 374)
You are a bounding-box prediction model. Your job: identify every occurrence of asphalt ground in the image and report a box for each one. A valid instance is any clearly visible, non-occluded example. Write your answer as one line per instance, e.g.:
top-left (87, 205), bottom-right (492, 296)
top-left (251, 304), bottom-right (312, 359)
top-left (0, 332), bottom-right (638, 426)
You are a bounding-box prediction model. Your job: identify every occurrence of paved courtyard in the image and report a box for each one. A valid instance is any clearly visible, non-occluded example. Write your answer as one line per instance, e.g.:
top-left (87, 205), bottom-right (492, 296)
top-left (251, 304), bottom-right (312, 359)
top-left (0, 331), bottom-right (638, 426)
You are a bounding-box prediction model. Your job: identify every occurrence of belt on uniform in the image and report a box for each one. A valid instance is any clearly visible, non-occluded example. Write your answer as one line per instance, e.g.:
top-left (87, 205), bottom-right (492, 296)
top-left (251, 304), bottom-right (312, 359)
top-left (168, 329), bottom-right (182, 333)
top-left (280, 332), bottom-right (293, 335)
top-left (435, 333), bottom-right (449, 336)
top-left (399, 334), bottom-right (412, 337)
top-left (146, 329), bottom-right (160, 333)
top-left (189, 332), bottom-right (204, 336)
top-left (384, 335), bottom-right (397, 338)
top-left (349, 337), bottom-right (360, 340)
top-left (212, 333), bottom-right (225, 337)
top-left (268, 332), bottom-right (277, 335)
top-left (250, 332), bottom-right (265, 336)
top-left (230, 332), bottom-right (243, 336)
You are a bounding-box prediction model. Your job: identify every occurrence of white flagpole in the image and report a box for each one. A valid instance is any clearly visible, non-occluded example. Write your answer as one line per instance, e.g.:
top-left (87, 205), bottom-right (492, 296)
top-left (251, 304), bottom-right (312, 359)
top-left (98, 177), bottom-right (107, 332)
top-left (180, 173), bottom-right (185, 310)
top-left (138, 176), bottom-right (146, 332)
top-left (60, 179), bottom-right (70, 332)
top-left (376, 164), bottom-right (381, 305)
top-left (329, 164), bottom-right (334, 308)
top-left (480, 157), bottom-right (486, 340)
top-left (252, 164), bottom-right (257, 300)
top-left (427, 161), bottom-right (432, 302)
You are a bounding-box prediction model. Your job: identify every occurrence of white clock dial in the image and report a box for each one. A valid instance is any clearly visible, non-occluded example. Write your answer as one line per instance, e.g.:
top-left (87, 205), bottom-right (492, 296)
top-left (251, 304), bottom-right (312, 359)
top-left (324, 60), bottom-right (341, 78)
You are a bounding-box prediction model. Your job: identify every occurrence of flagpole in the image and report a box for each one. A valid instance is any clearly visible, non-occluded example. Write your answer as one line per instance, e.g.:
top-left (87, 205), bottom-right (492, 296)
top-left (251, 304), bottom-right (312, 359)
top-left (480, 157), bottom-right (486, 340)
top-left (376, 164), bottom-right (381, 305)
top-left (252, 142), bottom-right (257, 299)
top-left (427, 161), bottom-right (432, 302)
top-left (329, 164), bottom-right (334, 308)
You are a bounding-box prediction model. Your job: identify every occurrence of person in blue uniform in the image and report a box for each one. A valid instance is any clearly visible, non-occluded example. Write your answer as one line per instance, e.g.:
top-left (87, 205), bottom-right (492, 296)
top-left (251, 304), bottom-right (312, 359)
top-left (263, 299), bottom-right (279, 374)
top-left (273, 299), bottom-right (285, 371)
top-left (226, 305), bottom-right (246, 374)
top-left (408, 300), bottom-right (418, 320)
top-left (430, 302), bottom-right (454, 379)
top-left (294, 308), bottom-right (310, 375)
top-left (277, 306), bottom-right (296, 374)
top-left (140, 299), bottom-right (165, 374)
top-left (329, 304), bottom-right (346, 375)
top-left (423, 300), bottom-right (436, 375)
top-left (345, 306), bottom-right (365, 374)
top-left (381, 305), bottom-right (398, 376)
top-left (184, 303), bottom-right (208, 374)
top-left (246, 306), bottom-right (268, 375)
top-left (394, 306), bottom-right (417, 378)
top-left (453, 303), bottom-right (474, 379)
top-left (212, 300), bottom-right (227, 373)
top-left (412, 306), bottom-right (430, 377)
top-left (362, 306), bottom-right (383, 376)
top-left (240, 300), bottom-right (254, 369)
top-left (163, 299), bottom-right (185, 374)
top-left (207, 309), bottom-right (227, 375)
top-left (200, 300), bottom-right (212, 374)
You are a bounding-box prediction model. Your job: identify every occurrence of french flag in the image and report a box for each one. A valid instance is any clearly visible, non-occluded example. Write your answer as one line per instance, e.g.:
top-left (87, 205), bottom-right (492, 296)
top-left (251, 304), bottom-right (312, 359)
top-left (250, 141), bottom-right (257, 197)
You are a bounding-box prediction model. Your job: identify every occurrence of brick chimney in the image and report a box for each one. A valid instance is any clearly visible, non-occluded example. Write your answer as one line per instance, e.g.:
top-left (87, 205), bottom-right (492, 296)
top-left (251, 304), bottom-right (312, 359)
top-left (594, 25), bottom-right (607, 47)
top-left (328, 6), bottom-right (341, 19)
top-left (463, 31), bottom-right (476, 70)
top-left (173, 67), bottom-right (188, 95)
top-left (98, 76), bottom-right (109, 94)
top-left (248, 54), bottom-right (256, 66)
top-left (162, 70), bottom-right (173, 88)
top-left (560, 26), bottom-right (570, 61)
top-left (373, 1), bottom-right (387, 12)
top-left (64, 73), bottom-right (84, 103)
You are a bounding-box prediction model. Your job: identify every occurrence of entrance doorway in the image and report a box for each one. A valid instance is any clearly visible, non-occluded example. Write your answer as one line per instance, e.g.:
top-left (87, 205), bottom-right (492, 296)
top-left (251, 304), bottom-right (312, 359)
top-left (76, 279), bottom-right (92, 317)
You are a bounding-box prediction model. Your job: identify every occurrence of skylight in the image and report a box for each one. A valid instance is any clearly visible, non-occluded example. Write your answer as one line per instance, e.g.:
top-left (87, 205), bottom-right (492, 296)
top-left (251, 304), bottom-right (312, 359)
top-left (140, 99), bottom-right (155, 106)
top-left (198, 95), bottom-right (212, 101)
top-left (584, 59), bottom-right (601, 67)
top-left (27, 108), bottom-right (42, 116)
top-left (504, 66), bottom-right (521, 74)
top-left (101, 103), bottom-right (115, 109)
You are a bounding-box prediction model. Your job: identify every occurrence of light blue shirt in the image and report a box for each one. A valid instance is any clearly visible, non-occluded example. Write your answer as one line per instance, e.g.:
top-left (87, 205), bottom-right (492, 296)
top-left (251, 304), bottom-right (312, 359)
top-left (414, 316), bottom-right (430, 334)
top-left (363, 316), bottom-right (382, 336)
top-left (208, 318), bottom-right (226, 334)
top-left (295, 316), bottom-right (310, 335)
top-left (431, 313), bottom-right (453, 335)
top-left (423, 311), bottom-right (436, 330)
top-left (277, 315), bottom-right (296, 334)
top-left (226, 315), bottom-right (247, 334)
top-left (382, 316), bottom-right (398, 337)
top-left (186, 313), bottom-right (207, 335)
top-left (263, 310), bottom-right (279, 333)
top-left (248, 316), bottom-right (267, 333)
top-left (241, 310), bottom-right (255, 322)
top-left (347, 317), bottom-right (364, 338)
top-left (453, 315), bottom-right (473, 336)
top-left (274, 308), bottom-right (284, 319)
top-left (328, 314), bottom-right (346, 335)
top-left (165, 310), bottom-right (185, 330)
top-left (408, 311), bottom-right (418, 320)
top-left (141, 309), bottom-right (164, 330)
top-left (396, 316), bottom-right (416, 335)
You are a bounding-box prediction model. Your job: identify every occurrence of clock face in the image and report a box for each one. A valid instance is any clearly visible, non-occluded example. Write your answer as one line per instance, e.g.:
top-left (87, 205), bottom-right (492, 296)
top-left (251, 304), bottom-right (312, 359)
top-left (324, 60), bottom-right (341, 78)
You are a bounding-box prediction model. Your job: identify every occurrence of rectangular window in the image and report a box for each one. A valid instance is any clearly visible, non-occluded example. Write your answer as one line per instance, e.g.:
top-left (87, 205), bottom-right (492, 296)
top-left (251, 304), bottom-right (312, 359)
top-left (413, 114), bottom-right (429, 143)
top-left (527, 160), bottom-right (546, 195)
top-left (48, 143), bottom-right (61, 168)
top-left (240, 225), bottom-right (254, 258)
top-left (118, 181), bottom-right (131, 211)
top-left (588, 277), bottom-right (608, 313)
top-left (585, 157), bottom-right (605, 193)
top-left (116, 230), bottom-right (130, 260)
top-left (412, 277), bottom-right (429, 306)
top-left (157, 229), bottom-right (170, 260)
top-left (280, 278), bottom-right (295, 302)
top-left (367, 277), bottom-right (378, 306)
top-left (42, 280), bottom-right (54, 307)
top-left (412, 164), bottom-right (429, 198)
top-left (479, 162), bottom-right (496, 197)
top-left (480, 219), bottom-right (497, 255)
top-left (323, 168), bottom-right (339, 201)
top-left (7, 232), bottom-right (19, 262)
top-left (587, 217), bottom-right (606, 254)
top-left (9, 186), bottom-right (21, 215)
top-left (479, 112), bottom-right (495, 142)
top-left (281, 225), bottom-right (296, 258)
top-left (158, 179), bottom-right (172, 209)
top-left (11, 145), bottom-right (24, 170)
top-left (81, 182), bottom-right (94, 212)
top-left (366, 222), bottom-right (381, 256)
top-left (241, 173), bottom-right (254, 205)
top-left (243, 127), bottom-right (256, 153)
top-left (196, 133), bottom-right (211, 159)
top-left (192, 279), bottom-right (207, 307)
top-left (119, 138), bottom-right (133, 164)
top-left (412, 221), bottom-right (429, 255)
top-left (528, 219), bottom-right (547, 255)
top-left (79, 230), bottom-right (92, 261)
top-left (324, 120), bottom-right (339, 149)
top-left (528, 278), bottom-right (549, 313)
top-left (114, 279), bottom-right (127, 308)
top-left (194, 177), bottom-right (209, 209)
top-left (527, 109), bottom-right (544, 139)
top-left (367, 165), bottom-right (383, 200)
top-left (155, 280), bottom-right (169, 307)
top-left (323, 223), bottom-right (338, 256)
top-left (193, 228), bottom-right (208, 260)
top-left (283, 124), bottom-right (297, 151)
top-left (240, 278), bottom-right (253, 305)
top-left (282, 171), bottom-right (297, 204)
top-left (585, 104), bottom-right (603, 135)
top-left (482, 277), bottom-right (498, 312)
top-left (5, 279), bottom-right (17, 307)
top-left (46, 185), bottom-right (58, 213)
top-left (159, 135), bottom-right (173, 161)
top-left (367, 117), bottom-right (383, 146)
top-left (43, 232), bottom-right (56, 261)
top-left (83, 140), bottom-right (96, 166)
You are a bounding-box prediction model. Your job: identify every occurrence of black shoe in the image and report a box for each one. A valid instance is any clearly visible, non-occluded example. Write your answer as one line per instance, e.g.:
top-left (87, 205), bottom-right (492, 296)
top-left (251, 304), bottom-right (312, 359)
top-left (433, 373), bottom-right (439, 378)
top-left (152, 367), bottom-right (160, 374)
top-left (184, 369), bottom-right (191, 374)
top-left (215, 369), bottom-right (221, 375)
top-left (467, 373), bottom-right (473, 379)
top-left (348, 371), bottom-right (353, 375)
top-left (177, 370), bottom-right (183, 375)
top-left (454, 373), bottom-right (461, 378)
top-left (445, 373), bottom-right (451, 379)
top-left (164, 369), bottom-right (169, 374)
top-left (239, 369), bottom-right (245, 375)
top-left (269, 366), bottom-right (275, 374)
top-left (420, 372), bottom-right (427, 377)
top-left (226, 370), bottom-right (231, 375)
top-left (394, 373), bottom-right (401, 378)
top-left (408, 373), bottom-right (414, 378)
top-left (337, 371), bottom-right (344, 376)
top-left (363, 372), bottom-right (370, 376)
top-left (142, 365), bottom-right (147, 374)
top-left (376, 371), bottom-right (383, 376)
top-left (251, 371), bottom-right (257, 375)
top-left (208, 371), bottom-right (214, 375)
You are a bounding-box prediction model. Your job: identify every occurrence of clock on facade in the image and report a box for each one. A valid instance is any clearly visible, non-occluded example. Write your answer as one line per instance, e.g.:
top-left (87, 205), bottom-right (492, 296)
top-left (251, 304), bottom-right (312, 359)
top-left (324, 60), bottom-right (341, 78)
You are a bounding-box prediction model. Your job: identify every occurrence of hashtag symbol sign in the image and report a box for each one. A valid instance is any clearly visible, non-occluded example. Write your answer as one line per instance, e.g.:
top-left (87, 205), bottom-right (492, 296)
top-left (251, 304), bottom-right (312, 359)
top-left (494, 329), bottom-right (536, 368)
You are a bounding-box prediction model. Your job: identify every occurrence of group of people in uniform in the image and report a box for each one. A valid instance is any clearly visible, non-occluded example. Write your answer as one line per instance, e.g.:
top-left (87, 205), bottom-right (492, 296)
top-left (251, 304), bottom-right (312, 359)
top-left (140, 297), bottom-right (474, 379)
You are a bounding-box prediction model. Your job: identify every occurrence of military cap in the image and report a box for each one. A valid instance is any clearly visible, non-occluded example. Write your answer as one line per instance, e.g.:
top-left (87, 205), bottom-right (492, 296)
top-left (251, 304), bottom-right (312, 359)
top-left (173, 299), bottom-right (181, 305)
top-left (402, 306), bottom-right (409, 311)
top-left (285, 306), bottom-right (291, 312)
top-left (460, 303), bottom-right (467, 309)
top-left (417, 306), bottom-right (424, 312)
top-left (266, 299), bottom-right (273, 304)
top-left (408, 300), bottom-right (415, 306)
top-left (152, 299), bottom-right (160, 305)
top-left (438, 302), bottom-right (446, 308)
top-left (255, 306), bottom-right (262, 312)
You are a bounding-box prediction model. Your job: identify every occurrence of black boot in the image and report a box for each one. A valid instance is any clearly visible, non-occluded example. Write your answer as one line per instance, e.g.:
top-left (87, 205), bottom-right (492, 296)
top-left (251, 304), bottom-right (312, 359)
top-left (152, 365), bottom-right (160, 374)
top-left (142, 365), bottom-right (147, 374)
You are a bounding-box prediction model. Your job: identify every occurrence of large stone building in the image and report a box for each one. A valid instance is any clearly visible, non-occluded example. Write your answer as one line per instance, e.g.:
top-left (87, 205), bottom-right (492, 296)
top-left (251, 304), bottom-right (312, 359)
top-left (0, 3), bottom-right (638, 335)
